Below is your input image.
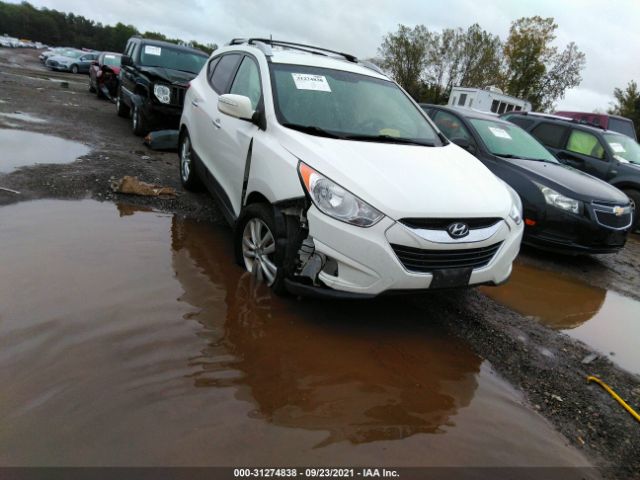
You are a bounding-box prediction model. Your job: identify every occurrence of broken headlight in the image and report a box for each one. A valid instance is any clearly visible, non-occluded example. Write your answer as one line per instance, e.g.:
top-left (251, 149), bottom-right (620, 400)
top-left (153, 84), bottom-right (171, 104)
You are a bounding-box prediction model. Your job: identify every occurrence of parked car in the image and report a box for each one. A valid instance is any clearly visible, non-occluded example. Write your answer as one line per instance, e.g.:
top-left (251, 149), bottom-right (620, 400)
top-left (89, 52), bottom-right (121, 100)
top-left (178, 38), bottom-right (524, 297)
top-left (115, 37), bottom-right (208, 136)
top-left (39, 47), bottom-right (66, 63)
top-left (46, 50), bottom-right (99, 73)
top-left (554, 111), bottom-right (637, 141)
top-left (423, 105), bottom-right (633, 254)
top-left (503, 112), bottom-right (640, 231)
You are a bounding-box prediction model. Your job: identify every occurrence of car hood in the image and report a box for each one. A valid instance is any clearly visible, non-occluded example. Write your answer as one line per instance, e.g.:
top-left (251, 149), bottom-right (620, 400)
top-left (505, 158), bottom-right (629, 203)
top-left (279, 130), bottom-right (512, 220)
top-left (47, 55), bottom-right (76, 63)
top-left (138, 66), bottom-right (198, 85)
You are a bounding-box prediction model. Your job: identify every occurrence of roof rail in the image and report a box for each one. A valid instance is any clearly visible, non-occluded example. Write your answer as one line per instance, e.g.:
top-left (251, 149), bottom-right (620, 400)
top-left (232, 38), bottom-right (358, 63)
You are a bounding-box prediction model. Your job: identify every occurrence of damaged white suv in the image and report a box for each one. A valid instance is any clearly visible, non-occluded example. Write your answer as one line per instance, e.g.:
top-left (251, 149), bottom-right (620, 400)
top-left (179, 39), bottom-right (524, 297)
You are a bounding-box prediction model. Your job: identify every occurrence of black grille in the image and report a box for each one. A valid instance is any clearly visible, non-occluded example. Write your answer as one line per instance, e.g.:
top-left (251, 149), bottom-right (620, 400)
top-left (170, 85), bottom-right (187, 107)
top-left (400, 218), bottom-right (501, 230)
top-left (593, 209), bottom-right (632, 229)
top-left (391, 242), bottom-right (503, 273)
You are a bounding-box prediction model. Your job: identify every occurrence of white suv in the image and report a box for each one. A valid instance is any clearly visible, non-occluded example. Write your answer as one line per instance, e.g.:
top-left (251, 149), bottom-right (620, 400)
top-left (179, 39), bottom-right (524, 297)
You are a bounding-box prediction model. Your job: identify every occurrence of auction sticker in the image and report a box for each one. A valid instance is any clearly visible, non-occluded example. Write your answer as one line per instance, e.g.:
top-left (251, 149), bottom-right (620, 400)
top-left (292, 73), bottom-right (331, 92)
top-left (488, 126), bottom-right (512, 139)
top-left (609, 142), bottom-right (626, 153)
top-left (144, 46), bottom-right (162, 56)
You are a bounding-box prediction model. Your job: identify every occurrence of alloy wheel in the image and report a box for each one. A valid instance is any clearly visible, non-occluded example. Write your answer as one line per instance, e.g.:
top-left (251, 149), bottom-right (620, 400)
top-left (132, 106), bottom-right (138, 130)
top-left (242, 218), bottom-right (277, 286)
top-left (180, 137), bottom-right (191, 182)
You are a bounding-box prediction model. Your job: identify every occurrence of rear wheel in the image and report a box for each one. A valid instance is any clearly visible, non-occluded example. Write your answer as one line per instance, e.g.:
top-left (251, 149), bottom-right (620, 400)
top-left (116, 88), bottom-right (130, 118)
top-left (623, 188), bottom-right (640, 232)
top-left (178, 132), bottom-right (202, 191)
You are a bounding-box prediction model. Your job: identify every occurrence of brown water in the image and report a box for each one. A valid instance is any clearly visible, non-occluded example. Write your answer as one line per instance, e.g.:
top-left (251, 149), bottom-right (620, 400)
top-left (0, 200), bottom-right (591, 467)
top-left (0, 129), bottom-right (89, 172)
top-left (482, 262), bottom-right (640, 375)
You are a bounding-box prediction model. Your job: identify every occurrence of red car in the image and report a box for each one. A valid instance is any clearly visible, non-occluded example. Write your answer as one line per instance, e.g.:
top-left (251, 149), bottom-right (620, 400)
top-left (89, 52), bottom-right (122, 101)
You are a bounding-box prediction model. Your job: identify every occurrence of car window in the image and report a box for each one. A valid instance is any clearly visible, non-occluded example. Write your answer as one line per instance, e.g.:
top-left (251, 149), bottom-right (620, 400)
top-left (607, 117), bottom-right (637, 140)
top-left (567, 130), bottom-right (606, 159)
top-left (207, 57), bottom-right (220, 83)
top-left (229, 57), bottom-right (262, 110)
top-left (210, 54), bottom-right (242, 93)
top-left (530, 122), bottom-right (568, 148)
top-left (469, 118), bottom-right (557, 162)
top-left (432, 110), bottom-right (472, 141)
top-left (506, 116), bottom-right (535, 130)
top-left (270, 63), bottom-right (441, 145)
top-left (603, 133), bottom-right (640, 165)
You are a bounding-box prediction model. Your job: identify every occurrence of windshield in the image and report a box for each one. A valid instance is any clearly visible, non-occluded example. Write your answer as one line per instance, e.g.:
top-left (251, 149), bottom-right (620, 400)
top-left (270, 63), bottom-right (441, 146)
top-left (63, 50), bottom-right (83, 58)
top-left (139, 44), bottom-right (207, 74)
top-left (604, 133), bottom-right (640, 165)
top-left (103, 54), bottom-right (121, 67)
top-left (469, 118), bottom-right (557, 162)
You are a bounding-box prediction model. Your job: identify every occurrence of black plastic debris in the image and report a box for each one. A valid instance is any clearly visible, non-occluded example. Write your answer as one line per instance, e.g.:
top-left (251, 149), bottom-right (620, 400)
top-left (143, 130), bottom-right (179, 151)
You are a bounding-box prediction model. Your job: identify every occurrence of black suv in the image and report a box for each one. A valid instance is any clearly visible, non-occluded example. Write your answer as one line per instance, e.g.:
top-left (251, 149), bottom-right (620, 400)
top-left (503, 112), bottom-right (640, 230)
top-left (116, 37), bottom-right (208, 136)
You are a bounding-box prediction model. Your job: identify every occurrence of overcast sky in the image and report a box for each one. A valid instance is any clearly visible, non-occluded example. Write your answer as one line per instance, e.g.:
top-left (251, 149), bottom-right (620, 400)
top-left (15, 0), bottom-right (640, 111)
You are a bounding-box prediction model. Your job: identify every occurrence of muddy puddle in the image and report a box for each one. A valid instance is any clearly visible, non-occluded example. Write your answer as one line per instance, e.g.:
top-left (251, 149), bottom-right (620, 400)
top-left (0, 111), bottom-right (47, 124)
top-left (0, 129), bottom-right (89, 173)
top-left (481, 262), bottom-right (640, 375)
top-left (0, 200), bottom-right (592, 468)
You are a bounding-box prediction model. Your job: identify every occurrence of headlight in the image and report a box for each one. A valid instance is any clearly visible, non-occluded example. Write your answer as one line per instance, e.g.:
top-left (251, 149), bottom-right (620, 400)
top-left (501, 181), bottom-right (523, 225)
top-left (298, 162), bottom-right (383, 227)
top-left (153, 84), bottom-right (171, 104)
top-left (538, 184), bottom-right (581, 214)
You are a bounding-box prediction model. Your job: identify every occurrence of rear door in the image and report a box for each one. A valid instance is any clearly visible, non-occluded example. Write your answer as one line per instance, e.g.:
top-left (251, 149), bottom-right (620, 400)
top-left (558, 128), bottom-right (612, 180)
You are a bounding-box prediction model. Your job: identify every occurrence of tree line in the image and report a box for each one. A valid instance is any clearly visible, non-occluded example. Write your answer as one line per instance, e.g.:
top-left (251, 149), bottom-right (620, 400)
top-left (0, 1), bottom-right (217, 54)
top-left (377, 17), bottom-right (586, 112)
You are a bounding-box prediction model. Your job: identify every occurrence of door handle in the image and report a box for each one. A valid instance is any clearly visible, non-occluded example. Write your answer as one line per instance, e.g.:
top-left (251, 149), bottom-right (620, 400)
top-left (191, 100), bottom-right (200, 108)
top-left (212, 118), bottom-right (221, 129)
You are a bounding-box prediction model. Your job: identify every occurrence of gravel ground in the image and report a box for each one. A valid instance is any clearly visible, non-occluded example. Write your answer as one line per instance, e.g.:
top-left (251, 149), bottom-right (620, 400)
top-left (1, 48), bottom-right (639, 478)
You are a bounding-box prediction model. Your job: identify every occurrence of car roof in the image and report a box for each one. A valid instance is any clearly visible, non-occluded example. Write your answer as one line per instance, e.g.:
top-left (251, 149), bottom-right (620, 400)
top-left (506, 111), bottom-right (621, 136)
top-left (132, 37), bottom-right (208, 56)
top-left (213, 44), bottom-right (389, 81)
top-left (423, 104), bottom-right (510, 123)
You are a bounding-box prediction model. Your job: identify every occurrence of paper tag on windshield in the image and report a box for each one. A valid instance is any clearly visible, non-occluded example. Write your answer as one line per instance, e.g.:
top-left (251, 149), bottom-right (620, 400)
top-left (488, 126), bottom-right (512, 139)
top-left (609, 142), bottom-right (626, 153)
top-left (291, 73), bottom-right (331, 92)
top-left (105, 54), bottom-right (116, 59)
top-left (144, 46), bottom-right (162, 56)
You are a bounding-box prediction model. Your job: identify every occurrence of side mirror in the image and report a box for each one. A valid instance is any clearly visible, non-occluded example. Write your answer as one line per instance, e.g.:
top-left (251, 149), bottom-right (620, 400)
top-left (121, 55), bottom-right (133, 67)
top-left (451, 137), bottom-right (475, 153)
top-left (218, 94), bottom-right (254, 121)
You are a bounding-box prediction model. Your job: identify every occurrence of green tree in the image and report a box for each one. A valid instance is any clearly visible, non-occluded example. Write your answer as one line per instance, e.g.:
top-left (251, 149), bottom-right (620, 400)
top-left (502, 16), bottom-right (585, 111)
top-left (608, 80), bottom-right (640, 139)
top-left (378, 24), bottom-right (432, 99)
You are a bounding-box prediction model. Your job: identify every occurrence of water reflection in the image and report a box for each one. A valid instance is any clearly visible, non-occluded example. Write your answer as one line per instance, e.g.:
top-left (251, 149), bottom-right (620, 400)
top-left (481, 262), bottom-right (606, 329)
top-left (171, 217), bottom-right (481, 446)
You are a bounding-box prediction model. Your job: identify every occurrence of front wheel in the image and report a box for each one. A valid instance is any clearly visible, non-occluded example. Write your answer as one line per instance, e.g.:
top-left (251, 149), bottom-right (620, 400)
top-left (623, 188), bottom-right (640, 232)
top-left (116, 88), bottom-right (130, 118)
top-left (235, 204), bottom-right (290, 294)
top-left (88, 77), bottom-right (96, 93)
top-left (131, 104), bottom-right (149, 136)
top-left (70, 64), bottom-right (79, 74)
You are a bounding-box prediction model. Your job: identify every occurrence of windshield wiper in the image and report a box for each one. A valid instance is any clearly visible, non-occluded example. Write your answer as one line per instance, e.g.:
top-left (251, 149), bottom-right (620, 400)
top-left (495, 153), bottom-right (551, 162)
top-left (341, 134), bottom-right (435, 146)
top-left (281, 123), bottom-right (343, 139)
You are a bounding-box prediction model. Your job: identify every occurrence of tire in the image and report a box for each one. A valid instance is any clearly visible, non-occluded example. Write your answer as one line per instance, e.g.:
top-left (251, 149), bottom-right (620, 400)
top-left (623, 188), bottom-right (640, 232)
top-left (178, 132), bottom-right (203, 191)
top-left (70, 64), bottom-right (79, 74)
top-left (88, 77), bottom-right (96, 93)
top-left (234, 204), bottom-right (297, 294)
top-left (116, 88), bottom-right (130, 118)
top-left (131, 103), bottom-right (149, 137)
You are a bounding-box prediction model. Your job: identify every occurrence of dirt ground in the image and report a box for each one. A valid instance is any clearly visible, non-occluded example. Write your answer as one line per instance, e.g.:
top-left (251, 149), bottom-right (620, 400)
top-left (1, 48), bottom-right (639, 478)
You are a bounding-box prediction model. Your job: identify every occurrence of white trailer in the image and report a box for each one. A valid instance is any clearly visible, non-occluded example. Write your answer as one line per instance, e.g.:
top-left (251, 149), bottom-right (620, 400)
top-left (447, 86), bottom-right (532, 114)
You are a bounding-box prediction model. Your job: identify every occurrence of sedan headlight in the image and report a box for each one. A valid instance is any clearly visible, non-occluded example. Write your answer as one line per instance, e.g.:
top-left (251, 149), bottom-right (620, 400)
top-left (153, 84), bottom-right (171, 104)
top-left (538, 184), bottom-right (581, 214)
top-left (298, 162), bottom-right (383, 227)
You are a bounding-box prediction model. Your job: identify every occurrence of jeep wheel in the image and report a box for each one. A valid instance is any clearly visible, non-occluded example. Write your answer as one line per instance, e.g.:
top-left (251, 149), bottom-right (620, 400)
top-left (70, 64), bottom-right (79, 74)
top-left (131, 104), bottom-right (149, 137)
top-left (623, 188), bottom-right (640, 232)
top-left (116, 88), bottom-right (130, 118)
top-left (235, 204), bottom-right (290, 294)
top-left (179, 133), bottom-right (203, 191)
